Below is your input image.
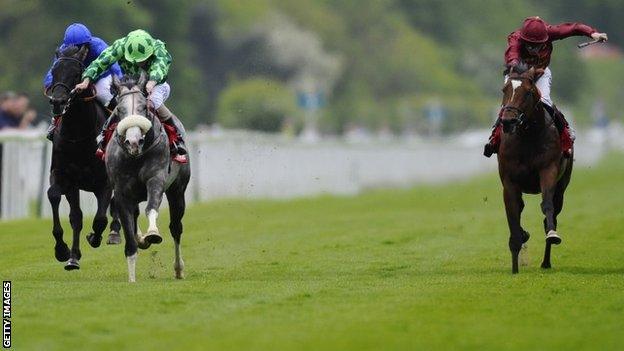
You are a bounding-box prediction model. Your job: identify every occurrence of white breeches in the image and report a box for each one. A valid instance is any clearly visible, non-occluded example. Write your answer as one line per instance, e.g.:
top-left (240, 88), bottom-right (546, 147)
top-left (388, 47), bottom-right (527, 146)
top-left (149, 82), bottom-right (171, 110)
top-left (94, 75), bottom-right (114, 107)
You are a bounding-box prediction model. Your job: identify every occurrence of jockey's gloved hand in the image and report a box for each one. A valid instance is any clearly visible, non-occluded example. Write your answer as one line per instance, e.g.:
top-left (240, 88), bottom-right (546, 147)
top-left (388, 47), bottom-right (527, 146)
top-left (74, 78), bottom-right (90, 93)
top-left (146, 80), bottom-right (157, 95)
top-left (591, 32), bottom-right (608, 42)
top-left (505, 60), bottom-right (519, 74)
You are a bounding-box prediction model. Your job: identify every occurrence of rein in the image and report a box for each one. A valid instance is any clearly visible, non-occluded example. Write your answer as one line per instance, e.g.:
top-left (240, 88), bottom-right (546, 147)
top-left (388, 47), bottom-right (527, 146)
top-left (44, 56), bottom-right (97, 115)
top-left (45, 56), bottom-right (103, 143)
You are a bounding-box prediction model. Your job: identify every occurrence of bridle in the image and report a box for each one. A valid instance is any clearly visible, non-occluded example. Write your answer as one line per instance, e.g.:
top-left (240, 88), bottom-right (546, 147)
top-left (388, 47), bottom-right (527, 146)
top-left (114, 88), bottom-right (162, 157)
top-left (116, 89), bottom-right (148, 116)
top-left (500, 76), bottom-right (541, 129)
top-left (45, 57), bottom-right (95, 115)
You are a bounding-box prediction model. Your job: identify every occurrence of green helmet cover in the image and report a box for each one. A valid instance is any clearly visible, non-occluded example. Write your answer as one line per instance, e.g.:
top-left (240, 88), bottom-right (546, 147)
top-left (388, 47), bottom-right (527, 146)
top-left (124, 29), bottom-right (154, 63)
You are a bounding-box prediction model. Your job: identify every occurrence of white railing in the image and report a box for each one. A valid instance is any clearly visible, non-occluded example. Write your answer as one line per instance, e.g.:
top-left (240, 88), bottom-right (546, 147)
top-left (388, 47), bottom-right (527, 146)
top-left (0, 127), bottom-right (617, 220)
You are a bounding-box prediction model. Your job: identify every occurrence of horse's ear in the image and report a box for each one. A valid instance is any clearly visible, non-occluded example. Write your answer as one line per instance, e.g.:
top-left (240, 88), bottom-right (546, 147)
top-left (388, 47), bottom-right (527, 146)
top-left (535, 68), bottom-right (545, 77)
top-left (137, 70), bottom-right (148, 92)
top-left (110, 75), bottom-right (121, 95)
top-left (55, 48), bottom-right (61, 58)
top-left (77, 45), bottom-right (89, 61)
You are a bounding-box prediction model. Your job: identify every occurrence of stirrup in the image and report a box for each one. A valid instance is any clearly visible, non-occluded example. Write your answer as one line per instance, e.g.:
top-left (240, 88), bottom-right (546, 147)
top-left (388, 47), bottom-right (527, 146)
top-left (174, 141), bottom-right (188, 155)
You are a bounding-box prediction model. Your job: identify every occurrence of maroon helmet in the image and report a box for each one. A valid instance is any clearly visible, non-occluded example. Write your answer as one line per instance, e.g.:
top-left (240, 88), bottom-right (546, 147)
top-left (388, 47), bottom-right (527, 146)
top-left (520, 17), bottom-right (548, 43)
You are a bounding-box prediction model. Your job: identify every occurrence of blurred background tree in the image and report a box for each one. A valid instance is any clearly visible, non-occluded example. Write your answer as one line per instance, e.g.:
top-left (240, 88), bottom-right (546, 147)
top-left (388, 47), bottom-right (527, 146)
top-left (0, 0), bottom-right (621, 133)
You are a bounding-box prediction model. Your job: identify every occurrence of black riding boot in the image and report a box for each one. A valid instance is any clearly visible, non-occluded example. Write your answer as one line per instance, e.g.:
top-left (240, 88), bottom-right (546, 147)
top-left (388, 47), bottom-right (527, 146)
top-left (543, 103), bottom-right (575, 158)
top-left (483, 119), bottom-right (501, 158)
top-left (157, 105), bottom-right (187, 157)
top-left (46, 116), bottom-right (60, 141)
top-left (95, 114), bottom-right (117, 159)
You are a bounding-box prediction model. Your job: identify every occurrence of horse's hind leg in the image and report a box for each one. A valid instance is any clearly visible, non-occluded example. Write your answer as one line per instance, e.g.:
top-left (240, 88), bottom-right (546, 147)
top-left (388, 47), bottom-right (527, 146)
top-left (86, 188), bottom-right (111, 248)
top-left (167, 190), bottom-right (186, 279)
top-left (503, 182), bottom-right (524, 274)
top-left (107, 196), bottom-right (122, 245)
top-left (48, 183), bottom-right (69, 262)
top-left (64, 188), bottom-right (82, 270)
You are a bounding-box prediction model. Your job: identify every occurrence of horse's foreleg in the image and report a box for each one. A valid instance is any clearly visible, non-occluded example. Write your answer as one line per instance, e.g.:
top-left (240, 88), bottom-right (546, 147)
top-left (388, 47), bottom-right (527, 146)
top-left (541, 183), bottom-right (565, 269)
top-left (517, 196), bottom-right (530, 267)
top-left (134, 205), bottom-right (150, 250)
top-left (540, 165), bottom-right (561, 245)
top-left (118, 200), bottom-right (138, 282)
top-left (539, 165), bottom-right (561, 269)
top-left (167, 191), bottom-right (186, 279)
top-left (503, 182), bottom-right (523, 274)
top-left (144, 177), bottom-right (165, 245)
top-left (47, 184), bottom-right (69, 262)
top-left (64, 188), bottom-right (82, 270)
top-left (86, 188), bottom-right (111, 248)
top-left (107, 196), bottom-right (122, 245)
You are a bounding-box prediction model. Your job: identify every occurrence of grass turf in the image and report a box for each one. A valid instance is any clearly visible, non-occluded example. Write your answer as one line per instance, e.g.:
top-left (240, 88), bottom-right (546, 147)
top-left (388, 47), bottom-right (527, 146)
top-left (1, 154), bottom-right (623, 350)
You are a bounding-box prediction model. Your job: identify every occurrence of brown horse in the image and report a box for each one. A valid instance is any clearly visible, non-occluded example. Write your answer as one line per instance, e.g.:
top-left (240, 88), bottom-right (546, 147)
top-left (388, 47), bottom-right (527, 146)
top-left (497, 66), bottom-right (573, 274)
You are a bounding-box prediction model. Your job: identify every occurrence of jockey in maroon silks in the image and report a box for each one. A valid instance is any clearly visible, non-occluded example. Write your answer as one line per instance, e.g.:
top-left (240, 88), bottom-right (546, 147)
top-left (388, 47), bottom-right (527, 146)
top-left (484, 16), bottom-right (608, 158)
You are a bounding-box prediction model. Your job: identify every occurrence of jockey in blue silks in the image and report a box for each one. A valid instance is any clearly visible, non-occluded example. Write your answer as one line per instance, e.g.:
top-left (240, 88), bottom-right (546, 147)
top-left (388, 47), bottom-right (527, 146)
top-left (44, 23), bottom-right (122, 141)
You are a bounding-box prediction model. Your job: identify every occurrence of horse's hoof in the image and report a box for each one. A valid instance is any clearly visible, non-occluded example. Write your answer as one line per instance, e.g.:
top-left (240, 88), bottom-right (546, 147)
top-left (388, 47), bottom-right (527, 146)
top-left (144, 231), bottom-right (163, 245)
top-left (546, 230), bottom-right (562, 245)
top-left (54, 243), bottom-right (71, 262)
top-left (86, 233), bottom-right (102, 248)
top-left (107, 231), bottom-right (122, 245)
top-left (541, 262), bottom-right (552, 269)
top-left (137, 239), bottom-right (152, 250)
top-left (64, 258), bottom-right (80, 271)
top-left (519, 243), bottom-right (529, 266)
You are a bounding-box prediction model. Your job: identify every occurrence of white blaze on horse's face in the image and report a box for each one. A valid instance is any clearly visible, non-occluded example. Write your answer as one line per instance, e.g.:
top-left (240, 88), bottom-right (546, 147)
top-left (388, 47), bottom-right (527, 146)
top-left (510, 79), bottom-right (522, 102)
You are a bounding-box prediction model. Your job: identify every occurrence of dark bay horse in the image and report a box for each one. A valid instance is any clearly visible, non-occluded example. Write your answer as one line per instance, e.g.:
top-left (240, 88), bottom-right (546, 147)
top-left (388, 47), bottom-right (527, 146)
top-left (106, 72), bottom-right (190, 282)
top-left (497, 66), bottom-right (573, 274)
top-left (46, 45), bottom-right (120, 270)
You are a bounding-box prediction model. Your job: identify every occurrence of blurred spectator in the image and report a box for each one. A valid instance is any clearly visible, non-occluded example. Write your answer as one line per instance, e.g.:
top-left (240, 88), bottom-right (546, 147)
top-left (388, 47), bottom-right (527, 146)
top-left (0, 91), bottom-right (36, 130)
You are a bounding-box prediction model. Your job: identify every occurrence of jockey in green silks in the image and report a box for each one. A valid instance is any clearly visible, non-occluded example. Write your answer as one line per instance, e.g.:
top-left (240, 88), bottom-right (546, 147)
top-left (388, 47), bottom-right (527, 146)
top-left (74, 29), bottom-right (187, 163)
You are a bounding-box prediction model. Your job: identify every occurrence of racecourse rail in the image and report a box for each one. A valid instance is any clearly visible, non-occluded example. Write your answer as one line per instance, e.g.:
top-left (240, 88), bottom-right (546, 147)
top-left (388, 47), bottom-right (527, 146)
top-left (0, 127), bottom-right (619, 220)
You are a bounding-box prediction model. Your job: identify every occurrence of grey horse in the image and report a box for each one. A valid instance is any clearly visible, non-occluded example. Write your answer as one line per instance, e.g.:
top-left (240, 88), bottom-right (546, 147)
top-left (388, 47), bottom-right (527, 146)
top-left (106, 72), bottom-right (190, 282)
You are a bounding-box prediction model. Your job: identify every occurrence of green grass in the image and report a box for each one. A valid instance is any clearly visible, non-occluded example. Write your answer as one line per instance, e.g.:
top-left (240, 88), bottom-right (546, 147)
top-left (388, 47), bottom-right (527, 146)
top-left (1, 154), bottom-right (623, 351)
